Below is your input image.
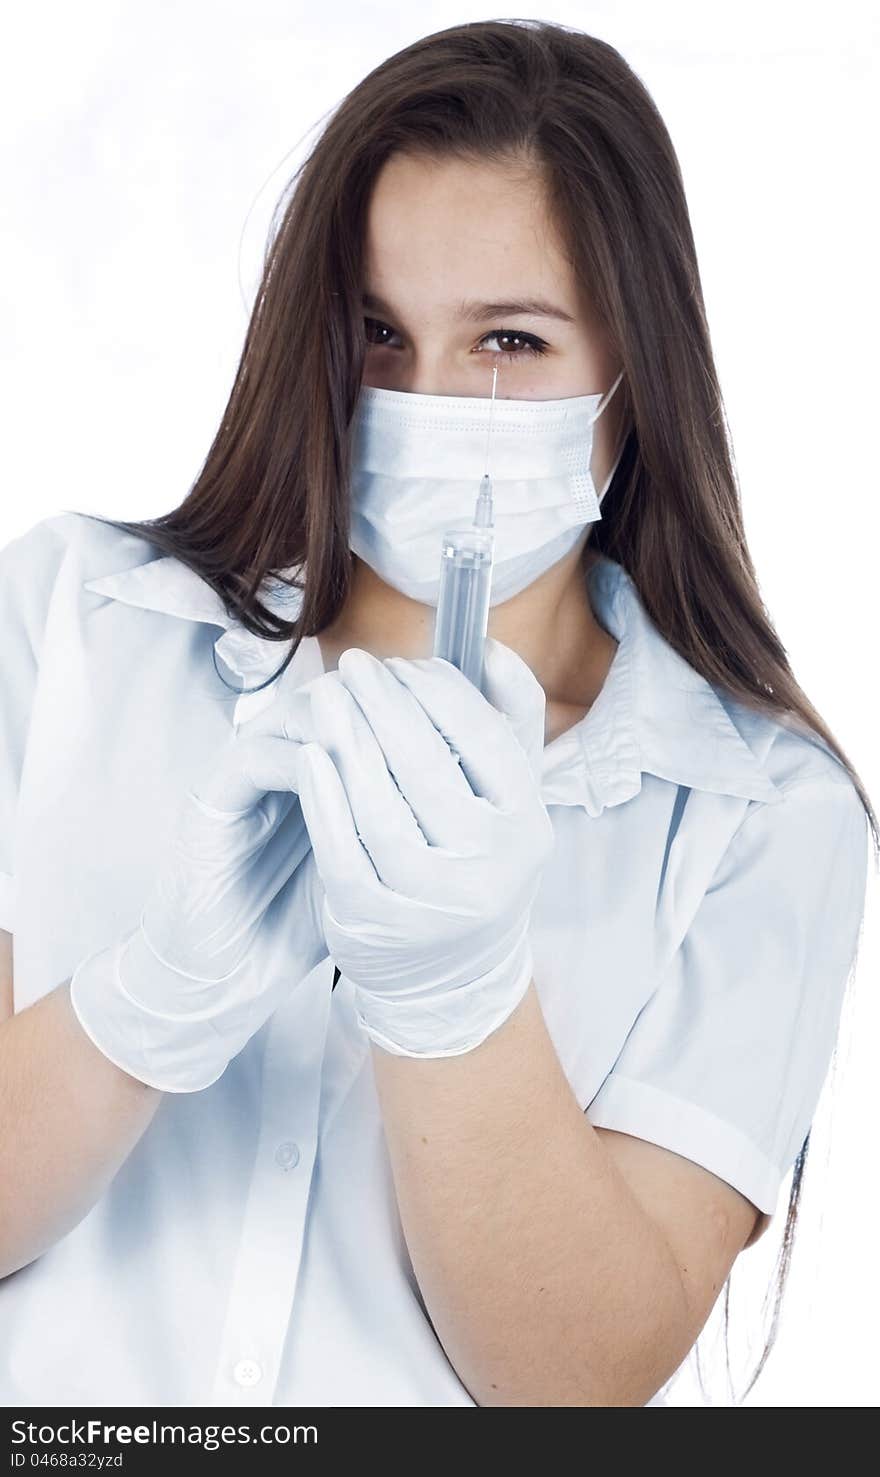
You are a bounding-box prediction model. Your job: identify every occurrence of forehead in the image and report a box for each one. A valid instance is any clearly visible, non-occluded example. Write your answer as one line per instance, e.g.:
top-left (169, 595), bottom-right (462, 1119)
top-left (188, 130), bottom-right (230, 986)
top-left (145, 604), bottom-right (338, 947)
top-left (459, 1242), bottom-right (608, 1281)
top-left (363, 153), bottom-right (576, 307)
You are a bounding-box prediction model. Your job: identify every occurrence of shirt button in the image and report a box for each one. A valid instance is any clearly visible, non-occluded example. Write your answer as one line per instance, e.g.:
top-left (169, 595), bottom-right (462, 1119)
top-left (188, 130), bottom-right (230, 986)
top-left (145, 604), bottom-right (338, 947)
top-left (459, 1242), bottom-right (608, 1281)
top-left (233, 1358), bottom-right (262, 1388)
top-left (274, 1140), bottom-right (300, 1170)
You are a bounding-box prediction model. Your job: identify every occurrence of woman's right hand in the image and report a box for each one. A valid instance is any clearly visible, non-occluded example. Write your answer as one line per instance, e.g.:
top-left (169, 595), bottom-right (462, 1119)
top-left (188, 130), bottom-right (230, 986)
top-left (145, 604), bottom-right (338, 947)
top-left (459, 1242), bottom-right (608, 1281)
top-left (69, 681), bottom-right (327, 1094)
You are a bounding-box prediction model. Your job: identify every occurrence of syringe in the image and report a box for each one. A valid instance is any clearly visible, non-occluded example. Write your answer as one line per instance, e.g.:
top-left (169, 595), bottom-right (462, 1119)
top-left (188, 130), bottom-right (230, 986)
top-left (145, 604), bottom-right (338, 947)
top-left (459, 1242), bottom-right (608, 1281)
top-left (431, 365), bottom-right (498, 693)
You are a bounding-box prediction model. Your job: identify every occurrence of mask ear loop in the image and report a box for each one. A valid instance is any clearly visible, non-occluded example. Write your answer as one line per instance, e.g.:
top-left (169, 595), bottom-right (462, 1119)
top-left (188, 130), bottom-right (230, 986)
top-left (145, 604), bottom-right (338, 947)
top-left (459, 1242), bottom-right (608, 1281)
top-left (589, 368), bottom-right (625, 425)
top-left (590, 369), bottom-right (626, 502)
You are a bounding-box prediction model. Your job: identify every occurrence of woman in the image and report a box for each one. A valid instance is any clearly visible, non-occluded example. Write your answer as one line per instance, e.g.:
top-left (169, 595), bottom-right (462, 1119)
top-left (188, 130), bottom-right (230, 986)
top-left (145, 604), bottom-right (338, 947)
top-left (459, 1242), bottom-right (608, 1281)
top-left (0, 20), bottom-right (874, 1408)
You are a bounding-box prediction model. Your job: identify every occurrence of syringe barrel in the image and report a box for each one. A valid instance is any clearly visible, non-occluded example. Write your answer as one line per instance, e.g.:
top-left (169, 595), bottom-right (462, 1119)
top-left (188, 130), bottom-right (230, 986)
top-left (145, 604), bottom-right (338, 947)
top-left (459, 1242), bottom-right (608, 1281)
top-left (432, 527), bottom-right (494, 692)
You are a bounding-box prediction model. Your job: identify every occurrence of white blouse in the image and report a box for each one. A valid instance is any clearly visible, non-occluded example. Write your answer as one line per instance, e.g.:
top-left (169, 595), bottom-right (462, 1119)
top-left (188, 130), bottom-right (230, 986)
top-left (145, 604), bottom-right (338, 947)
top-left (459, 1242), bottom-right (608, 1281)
top-left (0, 511), bottom-right (869, 1408)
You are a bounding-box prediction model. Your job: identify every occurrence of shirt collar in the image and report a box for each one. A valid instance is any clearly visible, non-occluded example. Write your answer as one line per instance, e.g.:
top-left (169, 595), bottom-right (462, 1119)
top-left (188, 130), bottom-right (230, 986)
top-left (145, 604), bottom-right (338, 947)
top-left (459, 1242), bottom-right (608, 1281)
top-left (83, 548), bottom-right (782, 816)
top-left (545, 556), bottom-right (783, 815)
top-left (83, 548), bottom-right (307, 674)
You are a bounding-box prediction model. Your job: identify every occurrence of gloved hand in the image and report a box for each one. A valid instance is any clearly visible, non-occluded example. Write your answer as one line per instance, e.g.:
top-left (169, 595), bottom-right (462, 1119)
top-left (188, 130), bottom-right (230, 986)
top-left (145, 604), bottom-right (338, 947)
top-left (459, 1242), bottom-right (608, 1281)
top-left (293, 636), bottom-right (555, 1057)
top-left (69, 699), bottom-right (329, 1093)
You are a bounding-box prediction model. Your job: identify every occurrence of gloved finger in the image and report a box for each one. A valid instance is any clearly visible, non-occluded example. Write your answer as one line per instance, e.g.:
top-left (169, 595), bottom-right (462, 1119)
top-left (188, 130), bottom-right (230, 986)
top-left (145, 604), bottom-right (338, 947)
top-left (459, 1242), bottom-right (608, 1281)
top-left (480, 636), bottom-right (547, 785)
top-left (382, 652), bottom-right (535, 814)
top-left (244, 789), bottom-right (313, 901)
top-left (192, 730), bottom-right (310, 814)
top-left (295, 741), bottom-right (381, 905)
top-left (176, 777), bottom-right (311, 888)
top-left (334, 648), bottom-right (477, 841)
top-left (234, 679), bottom-right (315, 745)
top-left (262, 842), bottom-right (329, 972)
top-left (145, 782), bottom-right (313, 976)
top-left (307, 674), bottom-right (440, 893)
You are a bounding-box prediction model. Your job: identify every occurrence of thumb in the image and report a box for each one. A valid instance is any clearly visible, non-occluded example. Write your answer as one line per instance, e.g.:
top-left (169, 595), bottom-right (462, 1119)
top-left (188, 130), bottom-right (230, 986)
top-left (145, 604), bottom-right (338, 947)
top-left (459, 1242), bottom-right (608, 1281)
top-left (481, 636), bottom-right (546, 783)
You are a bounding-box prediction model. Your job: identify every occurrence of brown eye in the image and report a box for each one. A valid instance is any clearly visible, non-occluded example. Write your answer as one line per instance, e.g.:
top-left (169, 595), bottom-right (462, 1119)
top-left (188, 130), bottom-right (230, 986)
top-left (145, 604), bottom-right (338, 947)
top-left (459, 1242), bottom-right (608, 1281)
top-left (364, 317), bottom-right (401, 348)
top-left (363, 317), bottom-right (549, 362)
top-left (476, 330), bottom-right (548, 359)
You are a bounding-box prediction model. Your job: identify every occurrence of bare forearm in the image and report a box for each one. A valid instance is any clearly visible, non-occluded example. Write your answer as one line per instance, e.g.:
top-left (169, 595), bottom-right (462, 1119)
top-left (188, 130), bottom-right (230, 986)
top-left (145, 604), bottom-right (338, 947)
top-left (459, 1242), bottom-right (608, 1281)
top-left (0, 981), bottom-right (162, 1278)
top-left (371, 981), bottom-right (694, 1406)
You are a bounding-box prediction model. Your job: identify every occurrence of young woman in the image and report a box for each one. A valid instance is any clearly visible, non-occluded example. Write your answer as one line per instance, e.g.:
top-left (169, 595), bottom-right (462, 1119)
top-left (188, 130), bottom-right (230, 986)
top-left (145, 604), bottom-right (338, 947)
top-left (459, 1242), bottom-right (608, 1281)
top-left (0, 20), bottom-right (874, 1409)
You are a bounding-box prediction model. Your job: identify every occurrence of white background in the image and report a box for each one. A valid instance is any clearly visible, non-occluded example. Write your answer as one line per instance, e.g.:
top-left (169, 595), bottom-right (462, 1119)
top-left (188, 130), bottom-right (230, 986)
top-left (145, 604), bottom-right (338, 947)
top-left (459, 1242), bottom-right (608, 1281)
top-left (1, 1), bottom-right (877, 1407)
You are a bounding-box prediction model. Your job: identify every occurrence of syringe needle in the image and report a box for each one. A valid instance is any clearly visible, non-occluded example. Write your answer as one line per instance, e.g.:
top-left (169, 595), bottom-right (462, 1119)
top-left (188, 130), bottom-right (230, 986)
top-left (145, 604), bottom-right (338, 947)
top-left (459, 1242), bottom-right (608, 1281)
top-left (474, 362), bottom-right (499, 527)
top-left (482, 362), bottom-right (499, 475)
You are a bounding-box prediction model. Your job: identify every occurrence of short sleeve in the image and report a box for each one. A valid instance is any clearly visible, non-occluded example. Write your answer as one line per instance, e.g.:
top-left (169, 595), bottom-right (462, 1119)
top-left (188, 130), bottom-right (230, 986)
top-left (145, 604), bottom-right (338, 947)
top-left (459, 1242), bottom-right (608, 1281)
top-left (585, 774), bottom-right (870, 1245)
top-left (0, 518), bottom-right (70, 933)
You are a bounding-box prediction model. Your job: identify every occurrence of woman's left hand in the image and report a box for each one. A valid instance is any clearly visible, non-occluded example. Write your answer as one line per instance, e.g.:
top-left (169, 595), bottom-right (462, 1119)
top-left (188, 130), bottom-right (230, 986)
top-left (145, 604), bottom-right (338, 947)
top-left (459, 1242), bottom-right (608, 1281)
top-left (293, 637), bottom-right (555, 1057)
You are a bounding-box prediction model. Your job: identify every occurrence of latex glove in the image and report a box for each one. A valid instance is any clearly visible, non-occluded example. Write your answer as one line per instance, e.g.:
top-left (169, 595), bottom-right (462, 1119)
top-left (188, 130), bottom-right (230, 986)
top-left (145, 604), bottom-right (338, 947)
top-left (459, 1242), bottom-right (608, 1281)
top-left (69, 699), bottom-right (328, 1093)
top-left (294, 636), bottom-right (555, 1057)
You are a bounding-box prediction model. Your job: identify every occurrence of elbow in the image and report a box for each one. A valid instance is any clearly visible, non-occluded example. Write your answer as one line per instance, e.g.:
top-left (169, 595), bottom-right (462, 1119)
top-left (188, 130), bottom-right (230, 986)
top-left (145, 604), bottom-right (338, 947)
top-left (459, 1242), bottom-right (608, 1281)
top-left (510, 1276), bottom-right (693, 1407)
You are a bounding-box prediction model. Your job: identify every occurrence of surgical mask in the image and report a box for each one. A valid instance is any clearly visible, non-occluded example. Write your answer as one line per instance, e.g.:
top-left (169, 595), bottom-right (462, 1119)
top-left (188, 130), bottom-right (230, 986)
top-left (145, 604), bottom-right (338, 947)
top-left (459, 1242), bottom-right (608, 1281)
top-left (348, 371), bottom-right (624, 606)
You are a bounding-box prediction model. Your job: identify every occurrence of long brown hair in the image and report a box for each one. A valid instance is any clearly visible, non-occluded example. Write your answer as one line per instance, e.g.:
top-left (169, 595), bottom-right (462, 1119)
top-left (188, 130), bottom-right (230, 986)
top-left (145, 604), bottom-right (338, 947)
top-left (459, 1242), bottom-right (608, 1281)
top-left (81, 19), bottom-right (877, 1402)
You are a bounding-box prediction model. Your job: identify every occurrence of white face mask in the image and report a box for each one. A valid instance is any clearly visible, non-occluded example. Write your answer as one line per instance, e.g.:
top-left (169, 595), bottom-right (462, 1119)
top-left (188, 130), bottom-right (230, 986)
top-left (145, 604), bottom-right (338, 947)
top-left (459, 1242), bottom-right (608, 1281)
top-left (348, 371), bottom-right (624, 607)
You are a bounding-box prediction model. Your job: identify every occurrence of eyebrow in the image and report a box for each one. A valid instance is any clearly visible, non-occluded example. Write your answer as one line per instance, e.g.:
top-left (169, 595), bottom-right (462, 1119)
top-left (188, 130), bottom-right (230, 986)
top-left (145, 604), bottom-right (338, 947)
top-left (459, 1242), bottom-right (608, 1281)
top-left (362, 291), bottom-right (576, 324)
